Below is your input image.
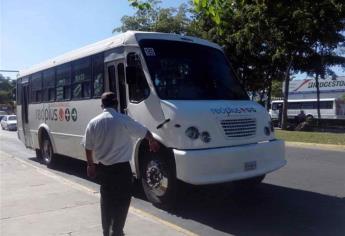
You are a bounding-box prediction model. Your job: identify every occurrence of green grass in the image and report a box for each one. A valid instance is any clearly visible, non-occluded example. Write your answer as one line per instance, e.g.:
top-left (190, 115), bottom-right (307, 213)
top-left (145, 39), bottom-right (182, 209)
top-left (275, 130), bottom-right (345, 145)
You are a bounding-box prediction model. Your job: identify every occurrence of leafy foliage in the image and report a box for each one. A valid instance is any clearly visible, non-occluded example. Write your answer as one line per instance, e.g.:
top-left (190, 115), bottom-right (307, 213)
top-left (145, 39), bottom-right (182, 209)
top-left (193, 0), bottom-right (345, 129)
top-left (271, 80), bottom-right (283, 98)
top-left (128, 0), bottom-right (151, 10)
top-left (114, 0), bottom-right (194, 35)
top-left (0, 74), bottom-right (16, 104)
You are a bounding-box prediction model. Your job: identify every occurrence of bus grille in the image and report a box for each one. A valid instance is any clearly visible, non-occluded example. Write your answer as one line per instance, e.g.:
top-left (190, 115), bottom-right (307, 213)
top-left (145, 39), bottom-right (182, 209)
top-left (220, 118), bottom-right (257, 138)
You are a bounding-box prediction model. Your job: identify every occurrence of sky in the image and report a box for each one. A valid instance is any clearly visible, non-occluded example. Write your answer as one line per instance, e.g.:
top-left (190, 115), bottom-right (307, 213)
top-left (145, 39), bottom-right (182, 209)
top-left (0, 0), bottom-right (185, 80)
top-left (1, 0), bottom-right (344, 81)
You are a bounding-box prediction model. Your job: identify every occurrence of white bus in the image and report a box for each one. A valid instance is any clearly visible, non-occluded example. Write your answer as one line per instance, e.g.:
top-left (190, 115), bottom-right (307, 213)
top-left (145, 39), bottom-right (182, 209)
top-left (17, 31), bottom-right (286, 207)
top-left (270, 98), bottom-right (345, 121)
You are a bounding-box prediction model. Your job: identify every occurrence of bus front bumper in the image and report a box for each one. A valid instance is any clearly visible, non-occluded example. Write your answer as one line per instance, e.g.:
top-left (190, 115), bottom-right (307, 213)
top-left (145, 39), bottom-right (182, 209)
top-left (173, 139), bottom-right (286, 185)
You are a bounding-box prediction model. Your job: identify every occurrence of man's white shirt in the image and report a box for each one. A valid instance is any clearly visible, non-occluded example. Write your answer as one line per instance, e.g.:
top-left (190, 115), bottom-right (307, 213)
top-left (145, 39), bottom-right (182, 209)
top-left (82, 108), bottom-right (148, 165)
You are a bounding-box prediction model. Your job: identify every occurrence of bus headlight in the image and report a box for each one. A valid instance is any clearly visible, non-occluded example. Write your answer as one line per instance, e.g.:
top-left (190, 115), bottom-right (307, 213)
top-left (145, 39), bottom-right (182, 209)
top-left (185, 126), bottom-right (199, 140)
top-left (200, 131), bottom-right (211, 143)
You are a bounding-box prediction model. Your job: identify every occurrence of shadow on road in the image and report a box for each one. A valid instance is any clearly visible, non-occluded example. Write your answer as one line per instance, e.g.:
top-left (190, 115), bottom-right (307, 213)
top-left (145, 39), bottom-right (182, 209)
top-left (29, 155), bottom-right (345, 236)
top-left (171, 183), bottom-right (345, 236)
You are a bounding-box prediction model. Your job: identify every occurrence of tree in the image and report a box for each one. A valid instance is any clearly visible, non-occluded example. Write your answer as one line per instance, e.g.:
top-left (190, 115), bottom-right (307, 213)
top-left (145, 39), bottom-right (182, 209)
top-left (192, 0), bottom-right (345, 129)
top-left (271, 80), bottom-right (283, 98)
top-left (115, 0), bottom-right (195, 35)
top-left (0, 73), bottom-right (16, 105)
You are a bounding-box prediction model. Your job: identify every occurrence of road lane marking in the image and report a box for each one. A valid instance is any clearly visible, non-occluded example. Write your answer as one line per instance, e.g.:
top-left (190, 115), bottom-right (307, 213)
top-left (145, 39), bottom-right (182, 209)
top-left (1, 151), bottom-right (198, 236)
top-left (129, 207), bottom-right (198, 236)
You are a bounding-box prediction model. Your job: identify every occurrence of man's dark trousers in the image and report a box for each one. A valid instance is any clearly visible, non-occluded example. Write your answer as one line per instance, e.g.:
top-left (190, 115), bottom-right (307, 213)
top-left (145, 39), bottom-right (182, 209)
top-left (98, 162), bottom-right (132, 236)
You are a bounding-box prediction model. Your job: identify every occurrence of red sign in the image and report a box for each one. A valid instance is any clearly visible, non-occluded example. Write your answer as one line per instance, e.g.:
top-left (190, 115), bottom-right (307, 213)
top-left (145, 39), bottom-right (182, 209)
top-left (59, 108), bottom-right (64, 121)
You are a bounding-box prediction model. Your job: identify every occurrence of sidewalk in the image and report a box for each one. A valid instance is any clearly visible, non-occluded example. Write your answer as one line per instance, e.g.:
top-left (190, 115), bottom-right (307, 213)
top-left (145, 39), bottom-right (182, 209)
top-left (0, 152), bottom-right (193, 236)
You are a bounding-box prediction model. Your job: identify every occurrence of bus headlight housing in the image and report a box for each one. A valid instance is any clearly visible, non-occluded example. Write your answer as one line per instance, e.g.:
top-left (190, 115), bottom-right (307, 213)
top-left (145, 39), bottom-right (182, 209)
top-left (185, 126), bottom-right (199, 140)
top-left (200, 131), bottom-right (211, 143)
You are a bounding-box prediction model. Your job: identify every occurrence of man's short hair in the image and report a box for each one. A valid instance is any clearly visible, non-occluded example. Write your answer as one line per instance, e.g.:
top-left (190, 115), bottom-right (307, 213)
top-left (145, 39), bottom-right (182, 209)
top-left (101, 92), bottom-right (118, 108)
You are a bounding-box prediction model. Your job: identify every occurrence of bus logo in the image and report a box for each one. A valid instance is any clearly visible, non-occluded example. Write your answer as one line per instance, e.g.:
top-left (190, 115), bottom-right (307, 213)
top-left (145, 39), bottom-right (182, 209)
top-left (71, 108), bottom-right (77, 122)
top-left (59, 108), bottom-right (64, 121)
top-left (65, 108), bottom-right (70, 121)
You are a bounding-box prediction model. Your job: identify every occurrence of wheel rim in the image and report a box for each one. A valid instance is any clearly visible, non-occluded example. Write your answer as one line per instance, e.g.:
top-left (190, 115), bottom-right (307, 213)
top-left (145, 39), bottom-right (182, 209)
top-left (145, 160), bottom-right (169, 197)
top-left (42, 139), bottom-right (52, 163)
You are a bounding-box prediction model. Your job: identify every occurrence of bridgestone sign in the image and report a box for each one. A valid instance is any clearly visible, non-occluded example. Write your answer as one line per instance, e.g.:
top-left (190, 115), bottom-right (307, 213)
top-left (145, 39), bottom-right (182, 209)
top-left (288, 76), bottom-right (345, 94)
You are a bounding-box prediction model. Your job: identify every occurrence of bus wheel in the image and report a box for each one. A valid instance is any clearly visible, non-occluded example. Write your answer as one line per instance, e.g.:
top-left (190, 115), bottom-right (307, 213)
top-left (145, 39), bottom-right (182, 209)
top-left (41, 134), bottom-right (56, 168)
top-left (233, 175), bottom-right (265, 190)
top-left (141, 152), bottom-right (177, 209)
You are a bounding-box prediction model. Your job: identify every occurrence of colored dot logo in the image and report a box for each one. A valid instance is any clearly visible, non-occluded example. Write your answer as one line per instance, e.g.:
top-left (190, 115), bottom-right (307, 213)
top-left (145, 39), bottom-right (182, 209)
top-left (71, 108), bottom-right (78, 122)
top-left (65, 108), bottom-right (70, 121)
top-left (59, 108), bottom-right (64, 121)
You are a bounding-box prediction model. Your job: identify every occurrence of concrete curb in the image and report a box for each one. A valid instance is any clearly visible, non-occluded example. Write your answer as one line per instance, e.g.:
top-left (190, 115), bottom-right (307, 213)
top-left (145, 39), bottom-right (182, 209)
top-left (285, 141), bottom-right (345, 151)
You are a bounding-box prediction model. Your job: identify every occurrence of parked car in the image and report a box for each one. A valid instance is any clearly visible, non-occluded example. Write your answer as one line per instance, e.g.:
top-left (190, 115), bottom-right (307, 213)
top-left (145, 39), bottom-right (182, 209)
top-left (0, 111), bottom-right (8, 121)
top-left (1, 115), bottom-right (17, 131)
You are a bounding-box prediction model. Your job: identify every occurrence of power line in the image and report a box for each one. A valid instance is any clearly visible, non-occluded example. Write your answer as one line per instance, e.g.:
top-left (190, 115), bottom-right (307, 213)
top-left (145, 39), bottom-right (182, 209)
top-left (0, 70), bottom-right (19, 73)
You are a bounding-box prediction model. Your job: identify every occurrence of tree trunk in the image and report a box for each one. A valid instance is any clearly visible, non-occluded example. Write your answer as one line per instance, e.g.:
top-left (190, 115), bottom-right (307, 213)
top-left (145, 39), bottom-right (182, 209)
top-left (281, 58), bottom-right (294, 130)
top-left (266, 76), bottom-right (273, 111)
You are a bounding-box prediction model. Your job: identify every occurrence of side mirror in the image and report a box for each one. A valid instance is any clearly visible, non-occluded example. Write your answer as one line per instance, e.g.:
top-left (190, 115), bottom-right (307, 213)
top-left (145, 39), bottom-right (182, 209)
top-left (126, 66), bottom-right (137, 84)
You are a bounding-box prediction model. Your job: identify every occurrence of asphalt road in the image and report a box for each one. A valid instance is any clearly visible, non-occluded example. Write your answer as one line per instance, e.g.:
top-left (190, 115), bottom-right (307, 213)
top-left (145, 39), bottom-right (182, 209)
top-left (1, 129), bottom-right (344, 236)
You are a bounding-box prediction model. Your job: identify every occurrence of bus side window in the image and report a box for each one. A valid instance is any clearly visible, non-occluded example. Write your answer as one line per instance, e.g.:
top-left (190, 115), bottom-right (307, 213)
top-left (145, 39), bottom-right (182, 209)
top-left (72, 57), bottom-right (91, 99)
top-left (108, 65), bottom-right (117, 93)
top-left (288, 102), bottom-right (300, 109)
top-left (320, 101), bottom-right (333, 109)
top-left (92, 53), bottom-right (104, 98)
top-left (43, 69), bottom-right (56, 102)
top-left (56, 63), bottom-right (71, 101)
top-left (126, 52), bottom-right (150, 103)
top-left (301, 102), bottom-right (313, 109)
top-left (30, 72), bottom-right (42, 103)
top-left (117, 63), bottom-right (127, 113)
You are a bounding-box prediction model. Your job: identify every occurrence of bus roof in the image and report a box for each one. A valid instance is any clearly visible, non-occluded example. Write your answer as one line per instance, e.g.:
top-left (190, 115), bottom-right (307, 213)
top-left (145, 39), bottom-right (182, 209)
top-left (18, 31), bottom-right (221, 78)
top-left (271, 98), bottom-right (337, 103)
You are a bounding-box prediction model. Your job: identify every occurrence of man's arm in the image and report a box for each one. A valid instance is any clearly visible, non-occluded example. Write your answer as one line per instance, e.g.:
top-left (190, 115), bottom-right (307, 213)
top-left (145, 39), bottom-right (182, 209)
top-left (85, 149), bottom-right (96, 178)
top-left (121, 114), bottom-right (160, 152)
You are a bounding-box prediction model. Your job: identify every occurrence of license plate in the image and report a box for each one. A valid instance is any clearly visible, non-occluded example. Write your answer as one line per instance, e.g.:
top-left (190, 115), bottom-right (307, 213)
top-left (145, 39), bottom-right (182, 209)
top-left (244, 161), bottom-right (257, 171)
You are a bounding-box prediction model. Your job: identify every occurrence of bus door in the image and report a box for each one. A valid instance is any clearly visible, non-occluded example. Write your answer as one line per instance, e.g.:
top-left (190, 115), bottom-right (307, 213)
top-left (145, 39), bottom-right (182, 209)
top-left (21, 79), bottom-right (33, 147)
top-left (106, 60), bottom-right (127, 114)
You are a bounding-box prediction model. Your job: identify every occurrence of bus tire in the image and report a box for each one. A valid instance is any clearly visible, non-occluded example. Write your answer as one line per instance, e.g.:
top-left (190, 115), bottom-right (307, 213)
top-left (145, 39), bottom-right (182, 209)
top-left (41, 133), bottom-right (57, 168)
top-left (233, 174), bottom-right (265, 190)
top-left (141, 151), bottom-right (177, 209)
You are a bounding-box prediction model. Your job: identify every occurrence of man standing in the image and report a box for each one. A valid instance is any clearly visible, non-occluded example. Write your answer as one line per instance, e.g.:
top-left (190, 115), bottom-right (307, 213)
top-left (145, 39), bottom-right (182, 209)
top-left (83, 92), bottom-right (159, 236)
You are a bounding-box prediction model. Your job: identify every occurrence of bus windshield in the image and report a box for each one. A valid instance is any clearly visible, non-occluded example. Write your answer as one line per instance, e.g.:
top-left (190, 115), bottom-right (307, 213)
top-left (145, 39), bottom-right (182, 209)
top-left (140, 40), bottom-right (248, 100)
